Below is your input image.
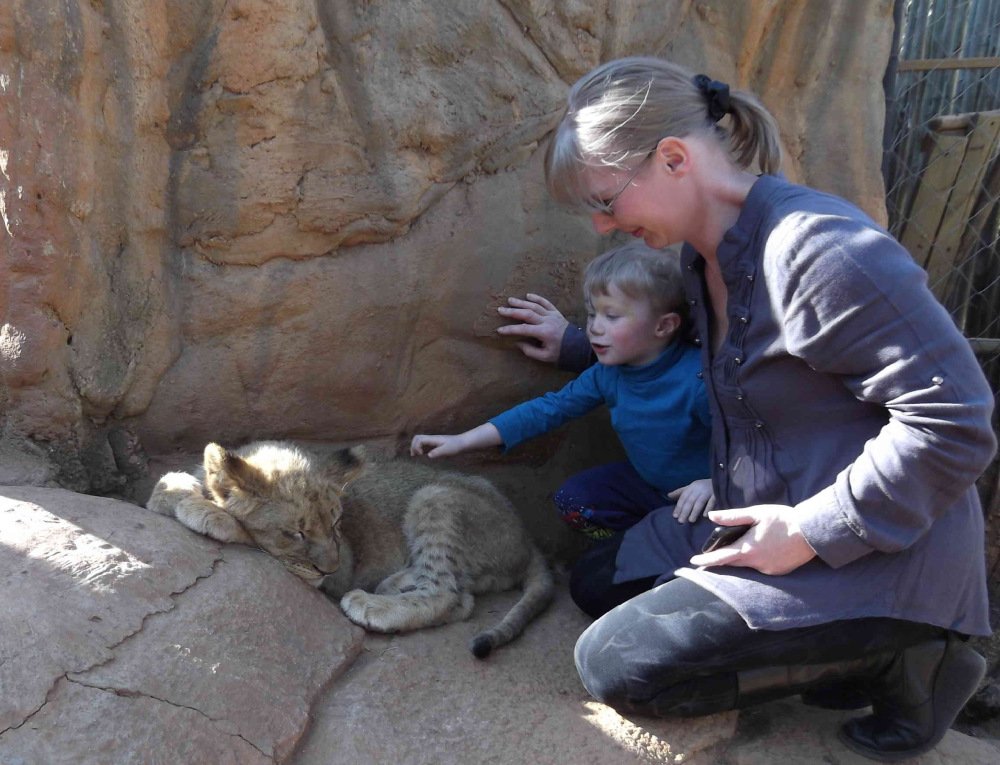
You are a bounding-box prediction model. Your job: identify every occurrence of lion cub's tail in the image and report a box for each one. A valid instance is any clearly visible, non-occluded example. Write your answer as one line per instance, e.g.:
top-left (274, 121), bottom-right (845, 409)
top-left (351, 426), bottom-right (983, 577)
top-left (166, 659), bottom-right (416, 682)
top-left (471, 545), bottom-right (554, 659)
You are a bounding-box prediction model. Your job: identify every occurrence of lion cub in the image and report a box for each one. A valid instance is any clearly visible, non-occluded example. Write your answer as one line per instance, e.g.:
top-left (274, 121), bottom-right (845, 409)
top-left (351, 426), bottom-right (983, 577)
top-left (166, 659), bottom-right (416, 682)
top-left (147, 441), bottom-right (553, 657)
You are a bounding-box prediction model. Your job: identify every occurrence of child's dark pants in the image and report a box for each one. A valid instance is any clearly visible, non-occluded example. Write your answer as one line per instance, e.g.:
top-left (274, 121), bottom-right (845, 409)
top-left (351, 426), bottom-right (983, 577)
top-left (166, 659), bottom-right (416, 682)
top-left (554, 461), bottom-right (671, 540)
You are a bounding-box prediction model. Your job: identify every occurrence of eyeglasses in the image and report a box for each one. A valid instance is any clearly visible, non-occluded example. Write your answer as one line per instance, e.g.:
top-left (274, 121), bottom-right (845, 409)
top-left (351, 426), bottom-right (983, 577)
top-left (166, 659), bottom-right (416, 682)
top-left (594, 148), bottom-right (657, 216)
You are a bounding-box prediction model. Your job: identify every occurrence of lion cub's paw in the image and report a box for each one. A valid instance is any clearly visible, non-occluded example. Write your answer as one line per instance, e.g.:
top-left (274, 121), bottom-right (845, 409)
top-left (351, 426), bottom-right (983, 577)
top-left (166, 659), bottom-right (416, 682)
top-left (340, 590), bottom-right (399, 632)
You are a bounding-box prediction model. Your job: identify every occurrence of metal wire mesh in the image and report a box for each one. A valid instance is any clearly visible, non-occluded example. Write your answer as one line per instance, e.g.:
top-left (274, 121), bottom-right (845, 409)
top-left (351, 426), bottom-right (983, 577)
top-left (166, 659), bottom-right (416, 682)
top-left (883, 0), bottom-right (1000, 523)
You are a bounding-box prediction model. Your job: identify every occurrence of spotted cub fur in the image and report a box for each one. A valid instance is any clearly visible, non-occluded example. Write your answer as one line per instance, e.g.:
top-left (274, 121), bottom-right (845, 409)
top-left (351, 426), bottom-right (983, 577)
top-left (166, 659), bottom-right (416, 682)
top-left (147, 441), bottom-right (553, 657)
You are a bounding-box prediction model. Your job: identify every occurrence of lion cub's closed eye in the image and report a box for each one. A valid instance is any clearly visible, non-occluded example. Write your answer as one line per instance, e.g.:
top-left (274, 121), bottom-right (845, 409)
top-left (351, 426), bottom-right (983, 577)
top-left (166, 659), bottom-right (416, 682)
top-left (147, 441), bottom-right (552, 657)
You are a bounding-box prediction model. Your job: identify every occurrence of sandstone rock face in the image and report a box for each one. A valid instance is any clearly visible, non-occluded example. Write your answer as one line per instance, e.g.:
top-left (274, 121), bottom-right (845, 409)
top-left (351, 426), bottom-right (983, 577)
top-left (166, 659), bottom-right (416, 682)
top-left (1, 0), bottom-right (894, 492)
top-left (0, 487), bottom-right (364, 764)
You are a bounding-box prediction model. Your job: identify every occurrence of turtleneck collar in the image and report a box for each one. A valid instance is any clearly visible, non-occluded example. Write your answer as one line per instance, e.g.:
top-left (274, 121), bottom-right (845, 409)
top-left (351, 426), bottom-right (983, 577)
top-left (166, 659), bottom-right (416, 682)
top-left (616, 337), bottom-right (687, 382)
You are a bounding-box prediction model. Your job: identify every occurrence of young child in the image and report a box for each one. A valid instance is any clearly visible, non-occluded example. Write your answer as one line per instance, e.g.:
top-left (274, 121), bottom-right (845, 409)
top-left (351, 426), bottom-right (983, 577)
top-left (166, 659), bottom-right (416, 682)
top-left (410, 241), bottom-right (714, 540)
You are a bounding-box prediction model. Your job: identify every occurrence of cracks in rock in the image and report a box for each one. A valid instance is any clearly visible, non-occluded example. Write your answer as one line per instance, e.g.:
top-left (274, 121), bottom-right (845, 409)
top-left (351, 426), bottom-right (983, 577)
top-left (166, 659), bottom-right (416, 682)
top-left (38, 300), bottom-right (70, 338)
top-left (249, 135), bottom-right (276, 150)
top-left (228, 72), bottom-right (314, 96)
top-left (0, 554), bottom-right (263, 754)
top-left (40, 555), bottom-right (273, 758)
top-left (102, 552), bottom-right (227, 656)
top-left (191, 247), bottom-right (243, 267)
top-left (494, 0), bottom-right (564, 81)
top-left (63, 676), bottom-right (273, 761)
top-left (12, 551), bottom-right (228, 724)
top-left (0, 685), bottom-right (56, 737)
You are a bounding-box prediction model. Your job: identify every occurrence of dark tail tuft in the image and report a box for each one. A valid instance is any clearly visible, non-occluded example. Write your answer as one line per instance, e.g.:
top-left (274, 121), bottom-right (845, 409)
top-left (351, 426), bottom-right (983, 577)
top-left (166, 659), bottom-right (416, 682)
top-left (470, 635), bottom-right (494, 659)
top-left (468, 546), bottom-right (553, 657)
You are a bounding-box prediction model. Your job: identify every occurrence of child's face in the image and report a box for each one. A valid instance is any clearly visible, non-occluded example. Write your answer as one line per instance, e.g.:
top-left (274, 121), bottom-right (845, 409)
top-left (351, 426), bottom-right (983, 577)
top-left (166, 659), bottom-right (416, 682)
top-left (586, 285), bottom-right (678, 367)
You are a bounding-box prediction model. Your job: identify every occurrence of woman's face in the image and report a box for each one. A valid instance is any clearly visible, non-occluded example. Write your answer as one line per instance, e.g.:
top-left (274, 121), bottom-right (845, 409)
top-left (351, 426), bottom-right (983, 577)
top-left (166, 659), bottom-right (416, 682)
top-left (584, 139), bottom-right (694, 249)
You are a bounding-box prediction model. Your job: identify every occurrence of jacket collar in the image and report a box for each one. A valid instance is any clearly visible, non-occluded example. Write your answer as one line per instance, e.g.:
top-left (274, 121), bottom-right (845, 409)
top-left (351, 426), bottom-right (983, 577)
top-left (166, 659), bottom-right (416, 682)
top-left (680, 173), bottom-right (782, 280)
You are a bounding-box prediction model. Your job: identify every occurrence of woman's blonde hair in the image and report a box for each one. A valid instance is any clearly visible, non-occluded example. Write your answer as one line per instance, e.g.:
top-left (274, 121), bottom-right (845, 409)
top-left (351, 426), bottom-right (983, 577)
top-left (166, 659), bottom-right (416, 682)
top-left (584, 241), bottom-right (686, 321)
top-left (546, 57), bottom-right (781, 213)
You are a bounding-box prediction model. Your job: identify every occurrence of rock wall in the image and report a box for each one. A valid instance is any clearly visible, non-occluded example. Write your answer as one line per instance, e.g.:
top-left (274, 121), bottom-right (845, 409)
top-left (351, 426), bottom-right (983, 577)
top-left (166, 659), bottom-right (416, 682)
top-left (1, 0), bottom-right (895, 491)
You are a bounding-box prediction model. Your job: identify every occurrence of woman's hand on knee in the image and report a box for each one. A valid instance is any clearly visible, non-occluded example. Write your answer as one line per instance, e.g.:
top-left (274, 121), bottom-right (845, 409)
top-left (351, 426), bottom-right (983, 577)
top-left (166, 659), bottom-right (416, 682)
top-left (688, 505), bottom-right (817, 575)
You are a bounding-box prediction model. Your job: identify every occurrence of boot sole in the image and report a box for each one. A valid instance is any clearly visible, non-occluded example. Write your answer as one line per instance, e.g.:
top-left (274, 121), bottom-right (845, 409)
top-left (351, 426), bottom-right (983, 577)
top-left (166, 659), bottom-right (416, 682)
top-left (837, 636), bottom-right (986, 762)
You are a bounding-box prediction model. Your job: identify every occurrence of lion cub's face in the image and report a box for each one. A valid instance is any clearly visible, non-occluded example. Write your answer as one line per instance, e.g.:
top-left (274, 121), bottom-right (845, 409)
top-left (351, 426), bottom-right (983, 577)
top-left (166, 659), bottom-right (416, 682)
top-left (202, 443), bottom-right (364, 586)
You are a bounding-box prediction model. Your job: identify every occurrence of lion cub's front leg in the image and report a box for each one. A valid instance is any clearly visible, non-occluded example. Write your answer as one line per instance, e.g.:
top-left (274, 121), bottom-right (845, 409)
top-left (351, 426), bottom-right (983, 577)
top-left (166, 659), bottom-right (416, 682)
top-left (147, 472), bottom-right (254, 546)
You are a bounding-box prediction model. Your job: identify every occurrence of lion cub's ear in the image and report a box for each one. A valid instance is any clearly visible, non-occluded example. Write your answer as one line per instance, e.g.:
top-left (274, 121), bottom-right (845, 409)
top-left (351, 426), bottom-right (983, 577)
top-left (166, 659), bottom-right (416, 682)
top-left (327, 445), bottom-right (367, 493)
top-left (203, 443), bottom-right (269, 501)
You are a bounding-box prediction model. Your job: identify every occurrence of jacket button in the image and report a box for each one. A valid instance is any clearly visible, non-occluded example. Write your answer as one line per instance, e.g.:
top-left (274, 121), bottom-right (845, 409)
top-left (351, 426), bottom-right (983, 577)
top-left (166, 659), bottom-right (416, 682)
top-left (754, 421), bottom-right (763, 428)
top-left (734, 357), bottom-right (742, 365)
top-left (693, 337), bottom-right (702, 346)
top-left (718, 463), bottom-right (725, 470)
top-left (689, 299), bottom-right (697, 305)
top-left (932, 376), bottom-right (944, 386)
top-left (696, 371), bottom-right (703, 379)
top-left (740, 315), bottom-right (749, 323)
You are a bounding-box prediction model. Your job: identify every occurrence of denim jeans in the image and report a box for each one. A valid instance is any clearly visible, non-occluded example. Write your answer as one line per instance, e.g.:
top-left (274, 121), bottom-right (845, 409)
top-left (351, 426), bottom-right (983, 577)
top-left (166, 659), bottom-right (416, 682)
top-left (571, 536), bottom-right (942, 717)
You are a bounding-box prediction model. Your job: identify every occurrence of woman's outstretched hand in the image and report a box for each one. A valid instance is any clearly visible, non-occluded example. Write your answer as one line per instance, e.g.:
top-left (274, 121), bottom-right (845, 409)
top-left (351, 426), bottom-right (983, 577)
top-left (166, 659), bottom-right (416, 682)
top-left (667, 479), bottom-right (716, 523)
top-left (688, 505), bottom-right (817, 575)
top-left (496, 293), bottom-right (569, 363)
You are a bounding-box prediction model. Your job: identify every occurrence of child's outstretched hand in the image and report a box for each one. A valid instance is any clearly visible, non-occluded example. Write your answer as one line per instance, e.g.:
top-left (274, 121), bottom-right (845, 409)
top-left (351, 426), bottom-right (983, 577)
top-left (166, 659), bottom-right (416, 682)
top-left (667, 479), bottom-right (716, 523)
top-left (410, 434), bottom-right (466, 459)
top-left (410, 423), bottom-right (501, 459)
top-left (496, 294), bottom-right (569, 364)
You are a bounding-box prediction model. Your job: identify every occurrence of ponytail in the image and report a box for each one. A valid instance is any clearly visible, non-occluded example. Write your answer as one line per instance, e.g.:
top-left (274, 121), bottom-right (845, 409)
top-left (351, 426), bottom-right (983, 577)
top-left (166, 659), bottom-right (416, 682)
top-left (546, 57), bottom-right (783, 211)
top-left (726, 88), bottom-right (782, 175)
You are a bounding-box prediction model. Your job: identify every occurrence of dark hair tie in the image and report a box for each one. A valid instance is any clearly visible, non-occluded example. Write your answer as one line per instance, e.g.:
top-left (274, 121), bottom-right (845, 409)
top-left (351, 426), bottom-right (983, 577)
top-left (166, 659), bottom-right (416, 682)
top-left (693, 74), bottom-right (731, 123)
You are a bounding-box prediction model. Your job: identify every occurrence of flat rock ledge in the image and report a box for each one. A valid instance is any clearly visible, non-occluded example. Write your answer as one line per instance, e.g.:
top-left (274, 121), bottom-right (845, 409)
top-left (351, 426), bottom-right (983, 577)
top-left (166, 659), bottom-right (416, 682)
top-left (0, 487), bottom-right (364, 764)
top-left (291, 586), bottom-right (1000, 765)
top-left (2, 487), bottom-right (999, 765)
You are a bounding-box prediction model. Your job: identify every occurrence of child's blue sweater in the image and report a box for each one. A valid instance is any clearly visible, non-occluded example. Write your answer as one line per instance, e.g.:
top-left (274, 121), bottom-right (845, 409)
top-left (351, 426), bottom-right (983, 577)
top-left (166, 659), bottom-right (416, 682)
top-left (490, 340), bottom-right (712, 497)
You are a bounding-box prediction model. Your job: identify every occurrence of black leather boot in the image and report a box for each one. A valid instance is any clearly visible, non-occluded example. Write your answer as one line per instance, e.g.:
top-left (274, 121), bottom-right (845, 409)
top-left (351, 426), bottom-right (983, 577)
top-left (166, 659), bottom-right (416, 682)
top-left (838, 633), bottom-right (986, 762)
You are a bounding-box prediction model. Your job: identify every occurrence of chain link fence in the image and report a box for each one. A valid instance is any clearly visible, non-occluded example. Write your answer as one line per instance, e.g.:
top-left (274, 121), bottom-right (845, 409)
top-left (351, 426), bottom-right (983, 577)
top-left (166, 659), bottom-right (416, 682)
top-left (882, 0), bottom-right (1000, 541)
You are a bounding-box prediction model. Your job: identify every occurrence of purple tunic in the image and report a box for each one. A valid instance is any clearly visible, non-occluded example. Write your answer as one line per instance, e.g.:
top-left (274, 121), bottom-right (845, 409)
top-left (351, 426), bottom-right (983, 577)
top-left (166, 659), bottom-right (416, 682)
top-left (603, 175), bottom-right (995, 635)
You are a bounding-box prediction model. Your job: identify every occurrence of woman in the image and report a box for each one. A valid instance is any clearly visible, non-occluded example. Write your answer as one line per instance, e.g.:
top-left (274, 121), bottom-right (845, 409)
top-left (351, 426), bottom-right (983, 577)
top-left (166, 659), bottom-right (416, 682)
top-left (520, 57), bottom-right (995, 762)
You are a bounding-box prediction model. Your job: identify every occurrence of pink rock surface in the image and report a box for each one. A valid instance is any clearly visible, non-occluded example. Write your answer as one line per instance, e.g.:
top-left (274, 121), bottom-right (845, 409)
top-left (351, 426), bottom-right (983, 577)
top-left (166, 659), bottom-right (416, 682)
top-left (291, 586), bottom-right (1000, 765)
top-left (0, 679), bottom-right (272, 765)
top-left (294, 585), bottom-right (737, 764)
top-left (0, 487), bottom-right (364, 763)
top-left (77, 545), bottom-right (364, 761)
top-left (0, 487), bottom-right (221, 732)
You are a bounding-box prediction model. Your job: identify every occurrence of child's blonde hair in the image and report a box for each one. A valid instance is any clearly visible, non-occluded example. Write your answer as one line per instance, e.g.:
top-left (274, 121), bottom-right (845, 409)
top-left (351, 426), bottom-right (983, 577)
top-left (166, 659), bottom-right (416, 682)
top-left (584, 241), bottom-right (686, 322)
top-left (546, 57), bottom-right (781, 214)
